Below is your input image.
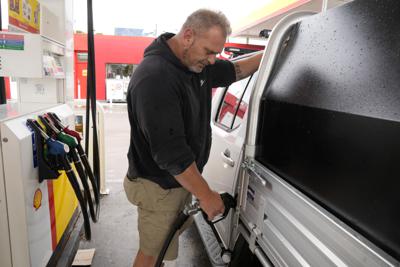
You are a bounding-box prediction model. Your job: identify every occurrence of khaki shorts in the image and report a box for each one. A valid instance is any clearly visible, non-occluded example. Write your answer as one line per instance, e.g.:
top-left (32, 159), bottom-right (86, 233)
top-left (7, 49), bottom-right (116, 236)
top-left (123, 176), bottom-right (192, 260)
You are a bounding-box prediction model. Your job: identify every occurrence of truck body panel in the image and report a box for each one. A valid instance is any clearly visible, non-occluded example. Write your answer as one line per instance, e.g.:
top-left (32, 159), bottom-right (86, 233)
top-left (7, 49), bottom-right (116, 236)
top-left (199, 0), bottom-right (400, 266)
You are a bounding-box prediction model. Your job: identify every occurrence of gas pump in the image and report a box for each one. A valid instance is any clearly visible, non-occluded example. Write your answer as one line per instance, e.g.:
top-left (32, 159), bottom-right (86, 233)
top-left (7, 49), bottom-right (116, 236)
top-left (0, 0), bottom-right (98, 266)
top-left (46, 111), bottom-right (101, 220)
top-left (26, 117), bottom-right (95, 240)
top-left (37, 115), bottom-right (98, 234)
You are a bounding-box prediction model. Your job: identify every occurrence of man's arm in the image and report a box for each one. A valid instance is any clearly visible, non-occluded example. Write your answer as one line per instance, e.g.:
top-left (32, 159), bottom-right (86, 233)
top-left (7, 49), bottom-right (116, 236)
top-left (175, 162), bottom-right (224, 220)
top-left (233, 50), bottom-right (263, 81)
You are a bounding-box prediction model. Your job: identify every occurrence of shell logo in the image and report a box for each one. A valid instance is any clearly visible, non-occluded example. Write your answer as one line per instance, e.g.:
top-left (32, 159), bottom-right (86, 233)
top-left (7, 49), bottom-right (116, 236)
top-left (33, 189), bottom-right (42, 210)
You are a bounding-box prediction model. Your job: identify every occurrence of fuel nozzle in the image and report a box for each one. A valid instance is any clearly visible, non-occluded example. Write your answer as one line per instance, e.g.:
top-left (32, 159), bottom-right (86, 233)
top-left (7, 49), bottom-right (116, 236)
top-left (38, 115), bottom-right (78, 149)
top-left (27, 118), bottom-right (93, 240)
top-left (156, 192), bottom-right (236, 267)
top-left (40, 114), bottom-right (100, 223)
top-left (202, 192), bottom-right (236, 225)
top-left (26, 119), bottom-right (67, 182)
top-left (202, 192), bottom-right (236, 264)
top-left (47, 113), bottom-right (100, 201)
top-left (47, 112), bottom-right (83, 143)
top-left (26, 119), bottom-right (69, 156)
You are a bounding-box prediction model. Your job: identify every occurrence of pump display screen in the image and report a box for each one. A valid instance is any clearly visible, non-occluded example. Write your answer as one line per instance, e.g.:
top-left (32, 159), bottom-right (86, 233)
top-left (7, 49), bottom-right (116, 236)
top-left (256, 0), bottom-right (400, 261)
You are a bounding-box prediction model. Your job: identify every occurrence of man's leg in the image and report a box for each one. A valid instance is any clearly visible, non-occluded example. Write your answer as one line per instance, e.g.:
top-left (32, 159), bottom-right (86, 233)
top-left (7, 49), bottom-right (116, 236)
top-left (132, 249), bottom-right (157, 267)
top-left (124, 178), bottom-right (190, 266)
top-left (133, 250), bottom-right (179, 267)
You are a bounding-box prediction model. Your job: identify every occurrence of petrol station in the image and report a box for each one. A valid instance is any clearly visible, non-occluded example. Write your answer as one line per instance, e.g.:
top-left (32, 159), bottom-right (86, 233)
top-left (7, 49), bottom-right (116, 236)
top-left (0, 0), bottom-right (101, 266)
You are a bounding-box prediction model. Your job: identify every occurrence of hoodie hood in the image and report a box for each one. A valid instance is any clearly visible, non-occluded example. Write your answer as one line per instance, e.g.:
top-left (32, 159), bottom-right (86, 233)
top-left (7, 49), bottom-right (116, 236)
top-left (144, 32), bottom-right (190, 72)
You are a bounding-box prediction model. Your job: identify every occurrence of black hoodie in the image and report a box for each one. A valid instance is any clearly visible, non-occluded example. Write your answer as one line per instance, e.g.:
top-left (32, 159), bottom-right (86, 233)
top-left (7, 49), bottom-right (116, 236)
top-left (126, 33), bottom-right (236, 189)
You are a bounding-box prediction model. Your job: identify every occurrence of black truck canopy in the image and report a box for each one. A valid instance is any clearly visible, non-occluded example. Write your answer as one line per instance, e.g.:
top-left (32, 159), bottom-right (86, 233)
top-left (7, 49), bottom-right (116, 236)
top-left (257, 0), bottom-right (400, 261)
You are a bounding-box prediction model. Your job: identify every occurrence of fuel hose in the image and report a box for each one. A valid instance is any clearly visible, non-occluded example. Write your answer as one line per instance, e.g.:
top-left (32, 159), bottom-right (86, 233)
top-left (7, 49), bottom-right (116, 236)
top-left (59, 153), bottom-right (92, 240)
top-left (46, 112), bottom-right (100, 221)
top-left (86, 0), bottom-right (101, 193)
top-left (27, 119), bottom-right (92, 240)
top-left (38, 115), bottom-right (99, 222)
top-left (155, 211), bottom-right (190, 267)
top-left (155, 193), bottom-right (236, 267)
top-left (0, 2), bottom-right (6, 104)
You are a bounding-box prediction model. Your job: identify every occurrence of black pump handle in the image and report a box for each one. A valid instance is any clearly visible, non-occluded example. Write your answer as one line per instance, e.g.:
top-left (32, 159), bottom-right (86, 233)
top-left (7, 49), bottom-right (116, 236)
top-left (46, 113), bottom-right (63, 131)
top-left (202, 192), bottom-right (236, 225)
top-left (26, 119), bottom-right (50, 140)
top-left (38, 115), bottom-right (59, 135)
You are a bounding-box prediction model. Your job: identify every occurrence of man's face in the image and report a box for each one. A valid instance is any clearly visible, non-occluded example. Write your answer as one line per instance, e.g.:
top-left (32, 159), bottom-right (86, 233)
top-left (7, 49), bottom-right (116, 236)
top-left (182, 26), bottom-right (226, 73)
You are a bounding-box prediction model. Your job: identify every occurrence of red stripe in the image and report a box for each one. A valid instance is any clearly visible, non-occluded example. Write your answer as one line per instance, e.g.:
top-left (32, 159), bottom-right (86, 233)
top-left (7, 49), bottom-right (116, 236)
top-left (0, 33), bottom-right (24, 40)
top-left (9, 17), bottom-right (39, 33)
top-left (5, 77), bottom-right (10, 99)
top-left (47, 180), bottom-right (57, 250)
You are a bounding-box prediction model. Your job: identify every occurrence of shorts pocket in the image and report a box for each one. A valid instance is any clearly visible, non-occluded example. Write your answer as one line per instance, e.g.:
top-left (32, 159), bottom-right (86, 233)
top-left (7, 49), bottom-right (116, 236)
top-left (155, 187), bottom-right (190, 212)
top-left (141, 179), bottom-right (171, 210)
top-left (123, 176), bottom-right (145, 206)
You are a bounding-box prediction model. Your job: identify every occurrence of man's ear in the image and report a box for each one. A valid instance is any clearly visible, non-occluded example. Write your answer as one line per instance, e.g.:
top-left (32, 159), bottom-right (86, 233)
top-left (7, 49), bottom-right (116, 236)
top-left (182, 28), bottom-right (195, 48)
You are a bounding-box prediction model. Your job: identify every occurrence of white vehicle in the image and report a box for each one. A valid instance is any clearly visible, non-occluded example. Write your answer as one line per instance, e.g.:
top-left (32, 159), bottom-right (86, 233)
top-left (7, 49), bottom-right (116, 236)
top-left (196, 0), bottom-right (400, 266)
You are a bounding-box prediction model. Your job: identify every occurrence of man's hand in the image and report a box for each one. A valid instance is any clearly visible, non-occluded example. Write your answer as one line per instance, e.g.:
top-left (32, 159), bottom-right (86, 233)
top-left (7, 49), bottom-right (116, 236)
top-left (175, 162), bottom-right (225, 220)
top-left (198, 190), bottom-right (225, 221)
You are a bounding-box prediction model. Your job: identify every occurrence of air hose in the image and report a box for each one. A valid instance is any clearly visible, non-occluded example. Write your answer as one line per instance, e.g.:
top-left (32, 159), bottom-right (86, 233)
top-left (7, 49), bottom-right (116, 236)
top-left (38, 115), bottom-right (99, 223)
top-left (26, 119), bottom-right (92, 240)
top-left (47, 112), bottom-right (100, 221)
top-left (155, 193), bottom-right (236, 267)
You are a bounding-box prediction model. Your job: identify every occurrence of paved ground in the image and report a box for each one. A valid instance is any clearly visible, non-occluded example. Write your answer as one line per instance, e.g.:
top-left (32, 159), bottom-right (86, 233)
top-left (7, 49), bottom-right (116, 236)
top-left (78, 104), bottom-right (211, 267)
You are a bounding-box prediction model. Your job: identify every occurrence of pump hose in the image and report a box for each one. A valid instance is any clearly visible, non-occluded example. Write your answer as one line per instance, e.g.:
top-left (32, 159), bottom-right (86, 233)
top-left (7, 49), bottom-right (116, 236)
top-left (45, 113), bottom-right (100, 221)
top-left (60, 155), bottom-right (92, 240)
top-left (155, 193), bottom-right (236, 266)
top-left (70, 150), bottom-right (98, 222)
top-left (0, 1), bottom-right (6, 104)
top-left (76, 145), bottom-right (100, 219)
top-left (38, 115), bottom-right (99, 223)
top-left (86, 0), bottom-right (101, 194)
top-left (155, 212), bottom-right (190, 267)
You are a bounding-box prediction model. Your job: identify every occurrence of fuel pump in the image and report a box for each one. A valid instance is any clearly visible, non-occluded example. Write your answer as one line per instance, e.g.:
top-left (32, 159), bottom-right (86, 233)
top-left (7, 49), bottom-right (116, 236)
top-left (47, 111), bottom-right (100, 212)
top-left (37, 115), bottom-right (99, 223)
top-left (26, 118), bottom-right (92, 240)
top-left (0, 0), bottom-right (95, 265)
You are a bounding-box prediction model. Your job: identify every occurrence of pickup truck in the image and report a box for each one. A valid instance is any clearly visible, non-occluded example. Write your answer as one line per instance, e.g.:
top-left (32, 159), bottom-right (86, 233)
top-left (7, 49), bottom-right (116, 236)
top-left (195, 0), bottom-right (400, 266)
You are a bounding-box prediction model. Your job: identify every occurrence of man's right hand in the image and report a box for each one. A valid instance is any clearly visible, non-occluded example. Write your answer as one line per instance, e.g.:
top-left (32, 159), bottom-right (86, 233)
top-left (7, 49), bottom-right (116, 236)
top-left (198, 190), bottom-right (225, 221)
top-left (174, 162), bottom-right (225, 220)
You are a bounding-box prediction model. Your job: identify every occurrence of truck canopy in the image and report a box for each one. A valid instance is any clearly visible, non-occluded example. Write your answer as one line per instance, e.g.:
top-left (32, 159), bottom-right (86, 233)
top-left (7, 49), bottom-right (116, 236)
top-left (256, 0), bottom-right (400, 260)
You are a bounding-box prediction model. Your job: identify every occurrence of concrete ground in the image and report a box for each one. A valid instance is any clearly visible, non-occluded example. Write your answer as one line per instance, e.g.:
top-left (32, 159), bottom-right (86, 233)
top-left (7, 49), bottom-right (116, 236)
top-left (78, 104), bottom-right (211, 267)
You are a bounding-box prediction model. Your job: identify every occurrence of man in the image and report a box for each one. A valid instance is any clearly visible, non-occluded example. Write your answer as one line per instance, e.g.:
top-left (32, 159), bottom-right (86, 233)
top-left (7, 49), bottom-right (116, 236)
top-left (124, 9), bottom-right (263, 267)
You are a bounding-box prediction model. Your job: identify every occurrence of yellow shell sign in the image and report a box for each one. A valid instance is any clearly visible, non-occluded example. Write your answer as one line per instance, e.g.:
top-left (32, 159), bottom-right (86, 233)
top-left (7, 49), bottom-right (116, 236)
top-left (33, 188), bottom-right (42, 210)
top-left (8, 0), bottom-right (41, 33)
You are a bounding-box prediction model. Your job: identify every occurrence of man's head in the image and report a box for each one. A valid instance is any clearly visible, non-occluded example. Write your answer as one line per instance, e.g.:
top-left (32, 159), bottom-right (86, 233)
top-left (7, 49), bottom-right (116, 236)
top-left (175, 9), bottom-right (231, 73)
